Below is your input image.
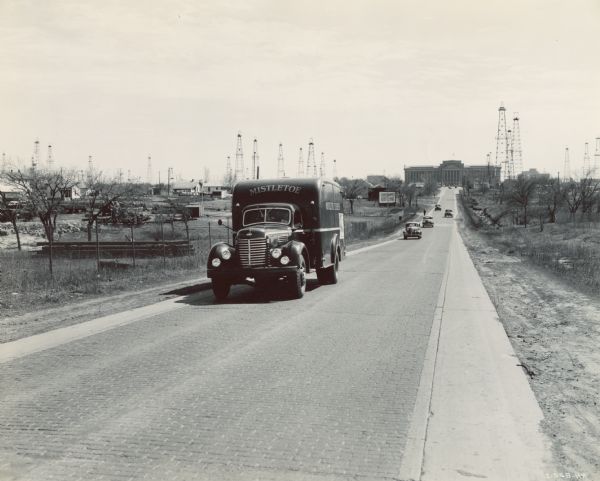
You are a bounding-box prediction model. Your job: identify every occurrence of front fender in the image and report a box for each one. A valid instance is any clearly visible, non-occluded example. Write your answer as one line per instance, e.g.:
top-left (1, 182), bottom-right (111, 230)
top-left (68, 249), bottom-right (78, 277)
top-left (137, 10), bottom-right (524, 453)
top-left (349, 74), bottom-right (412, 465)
top-left (207, 242), bottom-right (235, 267)
top-left (284, 241), bottom-right (309, 271)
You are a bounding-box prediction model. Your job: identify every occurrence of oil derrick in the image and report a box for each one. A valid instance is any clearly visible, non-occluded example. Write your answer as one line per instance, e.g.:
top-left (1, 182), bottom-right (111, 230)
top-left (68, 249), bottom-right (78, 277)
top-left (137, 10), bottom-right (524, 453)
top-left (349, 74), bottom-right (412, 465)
top-left (593, 138), bottom-right (600, 179)
top-left (332, 159), bottom-right (337, 179)
top-left (147, 155), bottom-right (153, 184)
top-left (297, 147), bottom-right (304, 177)
top-left (225, 155), bottom-right (233, 185)
top-left (564, 147), bottom-right (571, 180)
top-left (252, 138), bottom-right (259, 180)
top-left (511, 114), bottom-right (523, 177)
top-left (495, 104), bottom-right (508, 180)
top-left (32, 139), bottom-right (40, 171)
top-left (583, 142), bottom-right (591, 176)
top-left (506, 128), bottom-right (514, 180)
top-left (234, 132), bottom-right (244, 181)
top-left (486, 152), bottom-right (492, 184)
top-left (47, 145), bottom-right (54, 171)
top-left (87, 155), bottom-right (94, 182)
top-left (2, 152), bottom-right (7, 172)
top-left (277, 143), bottom-right (285, 178)
top-left (319, 152), bottom-right (326, 178)
top-left (306, 140), bottom-right (317, 177)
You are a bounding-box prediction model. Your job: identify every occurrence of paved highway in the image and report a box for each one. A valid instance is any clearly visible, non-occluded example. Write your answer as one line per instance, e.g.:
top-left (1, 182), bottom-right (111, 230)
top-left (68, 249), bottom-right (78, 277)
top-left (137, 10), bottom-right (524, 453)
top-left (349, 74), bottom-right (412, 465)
top-left (0, 190), bottom-right (548, 481)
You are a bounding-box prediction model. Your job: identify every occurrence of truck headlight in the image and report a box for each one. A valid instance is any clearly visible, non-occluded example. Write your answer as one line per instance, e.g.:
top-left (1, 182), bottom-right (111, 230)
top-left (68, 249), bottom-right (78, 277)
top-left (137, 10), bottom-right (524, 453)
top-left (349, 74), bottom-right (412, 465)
top-left (271, 248), bottom-right (282, 259)
top-left (211, 258), bottom-right (221, 267)
top-left (221, 249), bottom-right (231, 260)
top-left (280, 256), bottom-right (290, 265)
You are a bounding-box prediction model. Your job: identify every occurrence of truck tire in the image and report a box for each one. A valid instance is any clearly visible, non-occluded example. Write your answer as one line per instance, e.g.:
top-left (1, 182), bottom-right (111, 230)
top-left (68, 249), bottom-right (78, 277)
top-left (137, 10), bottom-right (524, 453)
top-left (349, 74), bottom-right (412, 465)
top-left (290, 257), bottom-right (306, 299)
top-left (212, 279), bottom-right (230, 300)
top-left (317, 254), bottom-right (339, 285)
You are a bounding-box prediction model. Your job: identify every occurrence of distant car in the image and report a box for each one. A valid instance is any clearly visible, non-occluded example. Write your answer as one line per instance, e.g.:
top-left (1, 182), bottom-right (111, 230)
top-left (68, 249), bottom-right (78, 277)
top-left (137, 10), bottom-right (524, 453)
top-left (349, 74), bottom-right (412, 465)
top-left (444, 209), bottom-right (454, 218)
top-left (403, 221), bottom-right (422, 239)
top-left (434, 204), bottom-right (442, 211)
top-left (422, 215), bottom-right (434, 227)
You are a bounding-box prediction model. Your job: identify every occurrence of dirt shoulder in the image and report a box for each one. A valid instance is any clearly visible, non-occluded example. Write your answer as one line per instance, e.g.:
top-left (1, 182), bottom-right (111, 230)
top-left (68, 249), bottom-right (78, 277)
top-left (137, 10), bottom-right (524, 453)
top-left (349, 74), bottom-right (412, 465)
top-left (458, 215), bottom-right (600, 479)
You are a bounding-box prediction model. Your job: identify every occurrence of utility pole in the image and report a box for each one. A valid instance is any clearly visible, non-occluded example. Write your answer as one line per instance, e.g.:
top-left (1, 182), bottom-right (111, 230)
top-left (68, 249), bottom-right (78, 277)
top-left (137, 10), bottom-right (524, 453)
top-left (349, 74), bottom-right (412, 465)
top-left (277, 143), bottom-right (285, 178)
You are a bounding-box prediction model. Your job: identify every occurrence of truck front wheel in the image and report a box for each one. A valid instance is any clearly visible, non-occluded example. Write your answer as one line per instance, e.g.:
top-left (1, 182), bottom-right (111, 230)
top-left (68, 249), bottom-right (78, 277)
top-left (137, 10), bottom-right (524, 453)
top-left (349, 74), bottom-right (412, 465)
top-left (212, 279), bottom-right (231, 300)
top-left (290, 257), bottom-right (307, 299)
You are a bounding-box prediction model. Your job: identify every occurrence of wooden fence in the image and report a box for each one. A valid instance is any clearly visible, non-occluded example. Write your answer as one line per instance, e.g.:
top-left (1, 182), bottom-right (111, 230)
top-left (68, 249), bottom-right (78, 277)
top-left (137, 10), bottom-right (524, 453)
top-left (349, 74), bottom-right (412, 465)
top-left (36, 240), bottom-right (194, 258)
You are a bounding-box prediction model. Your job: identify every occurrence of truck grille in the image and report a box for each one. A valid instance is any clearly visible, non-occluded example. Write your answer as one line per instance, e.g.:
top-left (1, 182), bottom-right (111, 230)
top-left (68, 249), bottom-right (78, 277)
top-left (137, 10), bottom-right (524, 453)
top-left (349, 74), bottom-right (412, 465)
top-left (237, 237), bottom-right (267, 267)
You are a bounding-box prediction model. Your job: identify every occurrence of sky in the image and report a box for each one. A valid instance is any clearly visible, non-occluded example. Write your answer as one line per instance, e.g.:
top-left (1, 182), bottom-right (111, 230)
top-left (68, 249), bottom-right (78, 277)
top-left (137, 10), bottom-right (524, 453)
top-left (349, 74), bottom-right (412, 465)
top-left (1, 0), bottom-right (599, 183)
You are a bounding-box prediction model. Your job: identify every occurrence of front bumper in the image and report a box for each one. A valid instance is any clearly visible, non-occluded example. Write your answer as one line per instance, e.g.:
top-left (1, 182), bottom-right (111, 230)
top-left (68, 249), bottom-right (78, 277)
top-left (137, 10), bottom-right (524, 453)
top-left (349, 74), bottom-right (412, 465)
top-left (208, 265), bottom-right (298, 283)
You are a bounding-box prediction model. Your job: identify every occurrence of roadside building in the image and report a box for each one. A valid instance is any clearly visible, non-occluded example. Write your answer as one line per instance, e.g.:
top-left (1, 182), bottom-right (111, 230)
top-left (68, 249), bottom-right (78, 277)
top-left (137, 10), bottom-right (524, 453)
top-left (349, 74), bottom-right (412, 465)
top-left (171, 180), bottom-right (202, 196)
top-left (202, 184), bottom-right (231, 198)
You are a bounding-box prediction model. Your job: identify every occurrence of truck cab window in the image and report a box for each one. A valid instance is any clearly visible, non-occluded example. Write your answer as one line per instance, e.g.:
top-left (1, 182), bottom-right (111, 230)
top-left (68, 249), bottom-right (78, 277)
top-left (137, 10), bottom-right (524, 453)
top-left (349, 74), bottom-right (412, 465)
top-left (266, 208), bottom-right (291, 224)
top-left (243, 209), bottom-right (264, 225)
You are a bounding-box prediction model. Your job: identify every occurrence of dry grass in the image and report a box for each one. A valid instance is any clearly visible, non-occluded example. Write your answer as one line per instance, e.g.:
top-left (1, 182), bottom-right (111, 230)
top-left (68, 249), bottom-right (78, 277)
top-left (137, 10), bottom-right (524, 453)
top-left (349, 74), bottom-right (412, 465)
top-left (477, 220), bottom-right (600, 293)
top-left (0, 248), bottom-right (208, 314)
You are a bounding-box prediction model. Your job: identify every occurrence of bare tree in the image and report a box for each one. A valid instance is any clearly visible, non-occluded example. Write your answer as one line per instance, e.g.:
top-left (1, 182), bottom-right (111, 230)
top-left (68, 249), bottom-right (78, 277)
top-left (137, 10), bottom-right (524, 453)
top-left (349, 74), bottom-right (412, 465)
top-left (401, 183), bottom-right (417, 208)
top-left (509, 176), bottom-right (537, 227)
top-left (562, 174), bottom-right (599, 220)
top-left (0, 191), bottom-right (22, 250)
top-left (337, 177), bottom-right (368, 214)
top-left (538, 178), bottom-right (564, 223)
top-left (83, 174), bottom-right (144, 241)
top-left (579, 175), bottom-right (600, 219)
top-left (3, 168), bottom-right (78, 276)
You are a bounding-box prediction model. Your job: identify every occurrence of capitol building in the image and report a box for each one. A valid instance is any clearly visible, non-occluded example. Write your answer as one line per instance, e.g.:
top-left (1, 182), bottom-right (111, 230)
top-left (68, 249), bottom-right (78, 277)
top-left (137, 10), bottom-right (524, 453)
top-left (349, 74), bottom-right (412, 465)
top-left (404, 160), bottom-right (501, 186)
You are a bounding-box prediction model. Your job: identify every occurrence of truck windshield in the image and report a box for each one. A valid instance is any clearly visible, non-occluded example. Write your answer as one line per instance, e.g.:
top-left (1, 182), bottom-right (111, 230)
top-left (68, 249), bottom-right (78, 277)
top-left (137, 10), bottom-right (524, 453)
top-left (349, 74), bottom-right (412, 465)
top-left (243, 208), bottom-right (291, 226)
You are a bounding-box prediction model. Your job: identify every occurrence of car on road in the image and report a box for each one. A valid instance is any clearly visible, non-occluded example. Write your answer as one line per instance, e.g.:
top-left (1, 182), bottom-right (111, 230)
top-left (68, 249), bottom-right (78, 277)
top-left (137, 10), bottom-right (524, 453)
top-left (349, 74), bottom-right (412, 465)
top-left (434, 204), bottom-right (442, 211)
top-left (422, 215), bottom-right (434, 227)
top-left (403, 221), bottom-right (422, 239)
top-left (444, 209), bottom-right (454, 218)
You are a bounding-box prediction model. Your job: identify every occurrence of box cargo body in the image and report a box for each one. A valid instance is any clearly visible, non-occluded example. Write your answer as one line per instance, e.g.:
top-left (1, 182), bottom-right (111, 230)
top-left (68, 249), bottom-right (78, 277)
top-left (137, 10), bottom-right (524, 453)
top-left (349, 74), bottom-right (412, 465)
top-left (207, 178), bottom-right (345, 300)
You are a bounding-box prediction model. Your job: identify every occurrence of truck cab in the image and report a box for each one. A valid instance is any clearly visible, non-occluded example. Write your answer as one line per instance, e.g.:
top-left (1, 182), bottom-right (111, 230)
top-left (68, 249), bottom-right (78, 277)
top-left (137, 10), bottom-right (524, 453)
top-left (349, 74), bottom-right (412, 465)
top-left (207, 178), bottom-right (345, 300)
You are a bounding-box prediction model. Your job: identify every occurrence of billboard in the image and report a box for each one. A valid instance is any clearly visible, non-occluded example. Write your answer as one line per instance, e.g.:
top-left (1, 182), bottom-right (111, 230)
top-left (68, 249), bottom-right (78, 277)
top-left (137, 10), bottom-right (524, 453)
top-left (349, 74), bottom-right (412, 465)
top-left (378, 191), bottom-right (396, 205)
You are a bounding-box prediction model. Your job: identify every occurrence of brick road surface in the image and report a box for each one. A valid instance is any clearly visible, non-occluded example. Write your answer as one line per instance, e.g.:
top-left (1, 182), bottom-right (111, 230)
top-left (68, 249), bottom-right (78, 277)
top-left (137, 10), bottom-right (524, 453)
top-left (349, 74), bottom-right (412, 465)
top-left (0, 217), bottom-right (452, 480)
